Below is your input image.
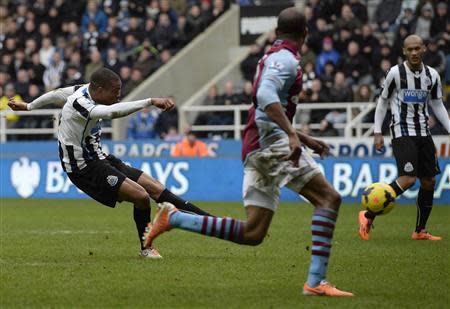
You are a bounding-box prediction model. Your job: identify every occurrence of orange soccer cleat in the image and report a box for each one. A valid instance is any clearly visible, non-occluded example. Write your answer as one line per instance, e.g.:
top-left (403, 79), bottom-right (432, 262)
top-left (303, 281), bottom-right (354, 297)
top-left (358, 210), bottom-right (373, 240)
top-left (142, 202), bottom-right (177, 248)
top-left (411, 230), bottom-right (442, 241)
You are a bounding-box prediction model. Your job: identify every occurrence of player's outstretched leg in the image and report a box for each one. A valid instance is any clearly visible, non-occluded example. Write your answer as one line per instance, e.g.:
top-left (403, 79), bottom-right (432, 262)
top-left (299, 174), bottom-right (353, 297)
top-left (412, 177), bottom-right (442, 240)
top-left (143, 202), bottom-right (274, 248)
top-left (136, 173), bottom-right (213, 216)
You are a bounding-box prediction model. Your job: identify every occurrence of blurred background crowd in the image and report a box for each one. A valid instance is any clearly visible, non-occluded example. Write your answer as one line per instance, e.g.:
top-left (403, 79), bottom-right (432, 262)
top-left (1, 0), bottom-right (449, 140)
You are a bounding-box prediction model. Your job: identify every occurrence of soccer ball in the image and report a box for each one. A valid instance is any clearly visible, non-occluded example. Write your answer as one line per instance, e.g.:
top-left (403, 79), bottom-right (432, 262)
top-left (361, 182), bottom-right (396, 215)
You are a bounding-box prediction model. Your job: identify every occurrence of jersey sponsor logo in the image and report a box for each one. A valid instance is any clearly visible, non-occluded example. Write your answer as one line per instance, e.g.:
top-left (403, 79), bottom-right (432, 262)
top-left (402, 89), bottom-right (428, 104)
top-left (107, 175), bottom-right (118, 187)
top-left (404, 162), bottom-right (414, 173)
top-left (10, 157), bottom-right (40, 198)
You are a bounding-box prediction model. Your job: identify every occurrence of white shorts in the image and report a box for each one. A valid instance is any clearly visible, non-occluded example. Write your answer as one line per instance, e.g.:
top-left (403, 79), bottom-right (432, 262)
top-left (242, 137), bottom-right (321, 211)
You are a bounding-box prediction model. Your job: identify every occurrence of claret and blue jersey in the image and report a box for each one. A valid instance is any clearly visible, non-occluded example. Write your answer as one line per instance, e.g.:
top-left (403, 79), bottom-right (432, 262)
top-left (242, 40), bottom-right (303, 161)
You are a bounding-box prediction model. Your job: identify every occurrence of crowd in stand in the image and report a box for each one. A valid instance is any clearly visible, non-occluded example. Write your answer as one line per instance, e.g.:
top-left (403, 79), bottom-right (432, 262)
top-left (0, 0), bottom-right (228, 138)
top-left (195, 0), bottom-right (449, 138)
top-left (1, 0), bottom-right (449, 140)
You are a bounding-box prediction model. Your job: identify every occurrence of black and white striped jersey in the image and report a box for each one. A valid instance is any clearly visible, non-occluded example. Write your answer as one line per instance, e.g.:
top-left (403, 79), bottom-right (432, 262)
top-left (380, 61), bottom-right (443, 138)
top-left (58, 84), bottom-right (106, 173)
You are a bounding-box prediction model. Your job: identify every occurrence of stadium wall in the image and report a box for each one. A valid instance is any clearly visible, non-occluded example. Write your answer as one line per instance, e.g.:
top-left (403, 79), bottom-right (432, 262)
top-left (1, 138), bottom-right (449, 205)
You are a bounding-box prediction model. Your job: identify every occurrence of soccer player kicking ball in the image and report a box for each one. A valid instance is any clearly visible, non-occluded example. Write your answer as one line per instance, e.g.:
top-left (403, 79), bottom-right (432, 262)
top-left (8, 68), bottom-right (213, 259)
top-left (144, 8), bottom-right (353, 297)
top-left (358, 35), bottom-right (449, 241)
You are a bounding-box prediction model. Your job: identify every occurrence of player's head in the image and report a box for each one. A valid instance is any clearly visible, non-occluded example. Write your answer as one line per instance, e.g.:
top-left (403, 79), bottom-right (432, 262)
top-left (89, 67), bottom-right (122, 105)
top-left (276, 7), bottom-right (307, 46)
top-left (403, 35), bottom-right (425, 68)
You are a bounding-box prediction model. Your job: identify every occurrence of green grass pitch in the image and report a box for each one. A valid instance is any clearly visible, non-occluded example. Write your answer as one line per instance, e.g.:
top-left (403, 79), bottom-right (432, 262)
top-left (1, 199), bottom-right (449, 309)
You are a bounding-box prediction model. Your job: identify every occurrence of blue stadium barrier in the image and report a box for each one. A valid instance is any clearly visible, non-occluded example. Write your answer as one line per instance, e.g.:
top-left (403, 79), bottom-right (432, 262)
top-left (1, 141), bottom-right (449, 204)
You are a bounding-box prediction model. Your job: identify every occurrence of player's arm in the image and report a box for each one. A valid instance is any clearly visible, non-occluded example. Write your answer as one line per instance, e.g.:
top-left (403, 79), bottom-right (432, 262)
top-left (374, 68), bottom-right (396, 150)
top-left (8, 86), bottom-right (77, 111)
top-left (428, 74), bottom-right (450, 134)
top-left (89, 97), bottom-right (174, 120)
top-left (257, 58), bottom-right (301, 166)
top-left (297, 131), bottom-right (330, 158)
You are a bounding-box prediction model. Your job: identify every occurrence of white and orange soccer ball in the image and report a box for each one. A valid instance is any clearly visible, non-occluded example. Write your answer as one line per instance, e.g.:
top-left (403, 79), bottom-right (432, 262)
top-left (361, 182), bottom-right (396, 215)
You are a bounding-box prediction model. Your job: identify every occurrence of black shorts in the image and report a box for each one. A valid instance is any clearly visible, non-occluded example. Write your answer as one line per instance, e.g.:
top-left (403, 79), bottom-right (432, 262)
top-left (67, 155), bottom-right (143, 208)
top-left (391, 136), bottom-right (441, 178)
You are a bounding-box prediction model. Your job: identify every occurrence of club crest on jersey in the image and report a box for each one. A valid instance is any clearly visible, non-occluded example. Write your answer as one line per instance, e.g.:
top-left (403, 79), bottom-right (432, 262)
top-left (403, 89), bottom-right (428, 104)
top-left (404, 162), bottom-right (414, 173)
top-left (107, 175), bottom-right (118, 187)
top-left (268, 61), bottom-right (284, 71)
top-left (424, 77), bottom-right (431, 87)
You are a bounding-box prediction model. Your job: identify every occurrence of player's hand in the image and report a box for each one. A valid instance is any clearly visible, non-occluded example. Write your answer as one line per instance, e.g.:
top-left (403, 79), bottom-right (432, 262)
top-left (8, 98), bottom-right (28, 111)
top-left (151, 98), bottom-right (175, 111)
top-left (374, 133), bottom-right (385, 152)
top-left (283, 133), bottom-right (302, 167)
top-left (304, 136), bottom-right (330, 159)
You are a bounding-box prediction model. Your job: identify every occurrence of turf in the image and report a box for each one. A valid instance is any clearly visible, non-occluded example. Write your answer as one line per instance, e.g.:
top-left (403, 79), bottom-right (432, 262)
top-left (0, 199), bottom-right (449, 309)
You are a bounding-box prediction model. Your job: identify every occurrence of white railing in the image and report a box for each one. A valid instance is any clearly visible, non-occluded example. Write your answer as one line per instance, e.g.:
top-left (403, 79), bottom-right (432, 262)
top-left (181, 102), bottom-right (377, 140)
top-left (0, 109), bottom-right (113, 143)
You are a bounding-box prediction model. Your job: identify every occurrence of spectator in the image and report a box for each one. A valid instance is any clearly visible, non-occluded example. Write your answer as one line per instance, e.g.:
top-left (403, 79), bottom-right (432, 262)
top-left (431, 2), bottom-right (447, 38)
top-left (201, 0), bottom-right (214, 27)
top-left (375, 0), bottom-right (402, 32)
top-left (43, 52), bottom-right (65, 91)
top-left (315, 37), bottom-right (340, 76)
top-left (334, 4), bottom-right (362, 32)
top-left (39, 37), bottom-right (55, 68)
top-left (81, 0), bottom-right (108, 34)
top-left (155, 96), bottom-right (179, 137)
top-left (105, 48), bottom-right (123, 74)
top-left (329, 71), bottom-right (353, 103)
top-left (423, 39), bottom-right (446, 76)
top-left (203, 85), bottom-right (219, 105)
top-left (212, 0), bottom-right (225, 20)
top-left (84, 49), bottom-right (104, 82)
top-left (0, 84), bottom-right (22, 125)
top-left (186, 5), bottom-right (206, 41)
top-left (63, 65), bottom-right (84, 86)
top-left (372, 58), bottom-right (392, 87)
top-left (159, 0), bottom-right (178, 25)
top-left (349, 0), bottom-right (368, 24)
top-left (319, 60), bottom-right (336, 91)
top-left (360, 24), bottom-right (380, 64)
top-left (171, 131), bottom-right (209, 157)
top-left (238, 81), bottom-right (253, 105)
top-left (300, 43), bottom-right (316, 68)
top-left (317, 119), bottom-right (339, 137)
top-left (354, 84), bottom-right (373, 102)
top-left (173, 15), bottom-right (190, 50)
top-left (307, 18), bottom-right (332, 54)
top-left (240, 43), bottom-right (262, 82)
top-left (14, 69), bottom-right (30, 97)
top-left (164, 126), bottom-right (183, 142)
top-left (127, 108), bottom-right (160, 139)
top-left (216, 81), bottom-right (240, 106)
top-left (307, 79), bottom-right (331, 123)
top-left (146, 1), bottom-right (160, 20)
top-left (337, 41), bottom-right (371, 86)
top-left (122, 68), bottom-right (143, 97)
top-left (28, 52), bottom-right (46, 87)
top-left (133, 47), bottom-right (156, 77)
top-left (302, 61), bottom-right (317, 92)
top-left (153, 13), bottom-right (176, 51)
top-left (412, 3), bottom-right (434, 41)
top-left (397, 8), bottom-right (417, 33)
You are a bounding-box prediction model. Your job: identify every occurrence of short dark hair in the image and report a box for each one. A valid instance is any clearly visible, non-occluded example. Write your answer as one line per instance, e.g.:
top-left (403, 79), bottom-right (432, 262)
top-left (90, 67), bottom-right (120, 90)
top-left (277, 7), bottom-right (307, 39)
